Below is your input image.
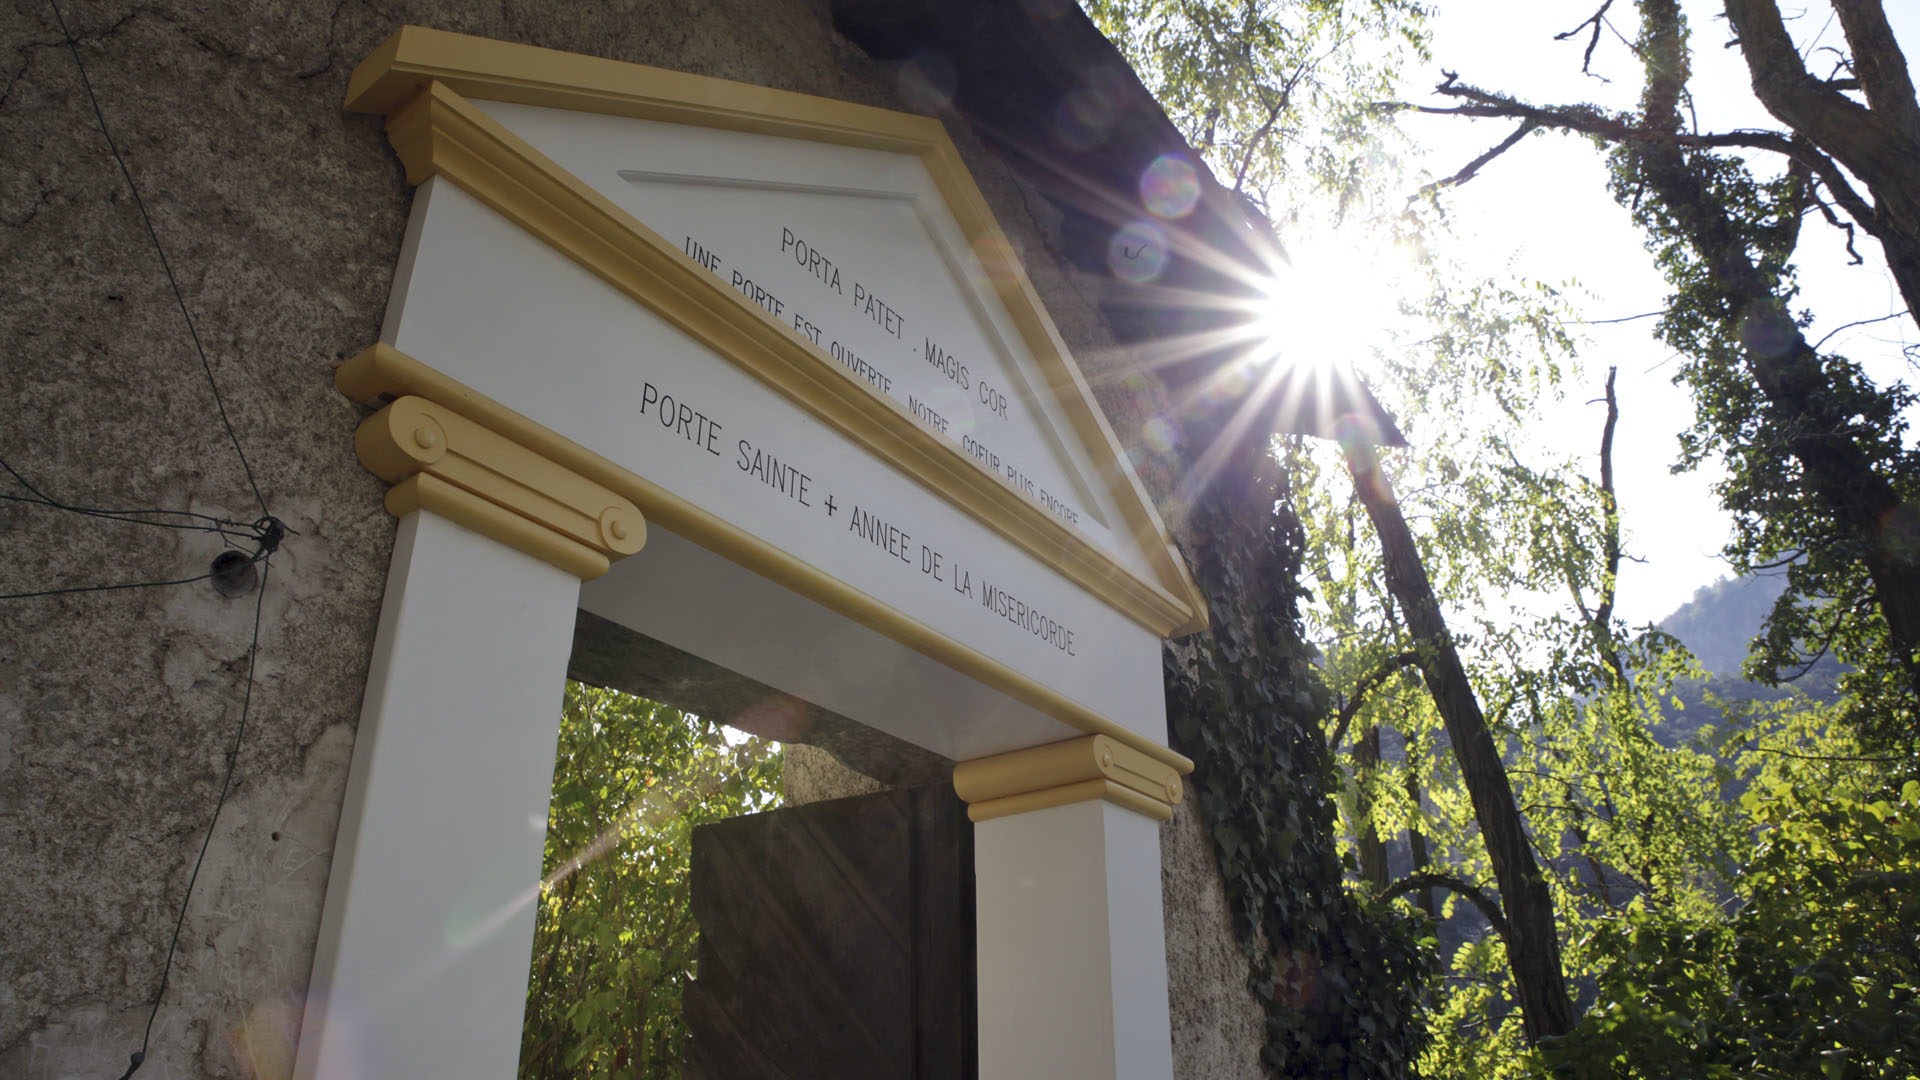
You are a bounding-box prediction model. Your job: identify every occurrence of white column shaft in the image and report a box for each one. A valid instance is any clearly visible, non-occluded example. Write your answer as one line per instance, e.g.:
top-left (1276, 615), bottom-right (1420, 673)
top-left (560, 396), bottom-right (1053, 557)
top-left (295, 510), bottom-right (581, 1079)
top-left (974, 800), bottom-right (1176, 1080)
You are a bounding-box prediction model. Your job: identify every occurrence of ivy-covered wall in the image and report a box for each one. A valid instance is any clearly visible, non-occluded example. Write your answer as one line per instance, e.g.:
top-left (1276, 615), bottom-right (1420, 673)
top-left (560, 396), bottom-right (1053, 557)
top-left (1162, 437), bottom-right (1436, 1077)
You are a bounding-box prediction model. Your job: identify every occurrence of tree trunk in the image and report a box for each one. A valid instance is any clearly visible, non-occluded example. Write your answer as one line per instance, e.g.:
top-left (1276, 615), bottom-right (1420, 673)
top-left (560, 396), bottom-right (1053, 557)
top-left (1406, 766), bottom-right (1436, 918)
top-left (1723, 0), bottom-right (1920, 325)
top-left (1345, 441), bottom-right (1577, 1043)
top-left (1355, 724), bottom-right (1390, 892)
top-left (1641, 0), bottom-right (1920, 699)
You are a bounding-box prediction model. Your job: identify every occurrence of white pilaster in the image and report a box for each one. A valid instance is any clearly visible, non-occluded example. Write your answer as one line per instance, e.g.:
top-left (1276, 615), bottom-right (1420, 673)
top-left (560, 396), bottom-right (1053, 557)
top-left (295, 510), bottom-right (582, 1080)
top-left (973, 799), bottom-right (1176, 1080)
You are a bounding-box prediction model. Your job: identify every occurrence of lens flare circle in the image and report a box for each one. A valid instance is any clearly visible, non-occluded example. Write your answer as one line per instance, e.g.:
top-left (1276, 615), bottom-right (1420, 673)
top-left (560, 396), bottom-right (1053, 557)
top-left (1055, 86), bottom-right (1116, 150)
top-left (1108, 219), bottom-right (1169, 283)
top-left (1140, 154), bottom-right (1200, 219)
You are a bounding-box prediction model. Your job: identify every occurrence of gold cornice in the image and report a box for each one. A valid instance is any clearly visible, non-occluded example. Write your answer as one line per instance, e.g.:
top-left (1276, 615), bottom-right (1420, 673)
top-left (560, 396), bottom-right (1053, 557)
top-left (954, 735), bottom-right (1183, 823)
top-left (346, 26), bottom-right (946, 151)
top-left (355, 394), bottom-right (645, 579)
top-left (337, 344), bottom-right (1195, 777)
top-left (373, 79), bottom-right (1198, 638)
top-left (344, 28), bottom-right (1207, 637)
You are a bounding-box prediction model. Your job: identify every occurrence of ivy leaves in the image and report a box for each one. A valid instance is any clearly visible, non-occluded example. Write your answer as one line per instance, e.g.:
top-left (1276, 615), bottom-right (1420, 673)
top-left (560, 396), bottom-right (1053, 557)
top-left (1166, 437), bottom-right (1435, 1077)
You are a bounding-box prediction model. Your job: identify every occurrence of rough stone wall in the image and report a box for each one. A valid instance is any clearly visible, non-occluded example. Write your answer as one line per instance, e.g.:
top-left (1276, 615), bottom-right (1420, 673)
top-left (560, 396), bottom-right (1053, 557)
top-left (781, 743), bottom-right (890, 804)
top-left (0, 1), bottom-right (1262, 1077)
top-left (1161, 798), bottom-right (1271, 1080)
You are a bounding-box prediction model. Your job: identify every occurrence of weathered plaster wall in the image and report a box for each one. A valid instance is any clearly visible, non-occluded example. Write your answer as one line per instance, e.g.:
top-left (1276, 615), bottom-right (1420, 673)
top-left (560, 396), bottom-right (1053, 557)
top-left (0, 1), bottom-right (1263, 1076)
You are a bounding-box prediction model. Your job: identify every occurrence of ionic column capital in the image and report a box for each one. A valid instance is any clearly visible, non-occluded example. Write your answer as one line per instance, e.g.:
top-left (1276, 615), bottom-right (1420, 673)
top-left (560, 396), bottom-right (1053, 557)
top-left (954, 734), bottom-right (1183, 823)
top-left (353, 393), bottom-right (645, 579)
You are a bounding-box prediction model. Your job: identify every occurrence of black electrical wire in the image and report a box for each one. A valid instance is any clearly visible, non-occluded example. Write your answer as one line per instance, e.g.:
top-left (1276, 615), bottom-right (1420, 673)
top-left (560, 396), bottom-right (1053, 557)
top-left (0, 457), bottom-right (289, 600)
top-left (0, 493), bottom-right (256, 544)
top-left (114, 558), bottom-right (271, 1080)
top-left (2, 458), bottom-right (262, 546)
top-left (0, 524), bottom-right (280, 602)
top-left (34, 9), bottom-right (291, 1075)
top-left (45, 0), bottom-right (269, 519)
top-left (0, 569), bottom-right (221, 602)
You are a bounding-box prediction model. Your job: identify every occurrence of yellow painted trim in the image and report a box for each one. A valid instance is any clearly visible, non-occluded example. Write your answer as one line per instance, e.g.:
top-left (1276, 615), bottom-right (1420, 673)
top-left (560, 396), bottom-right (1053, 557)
top-left (355, 394), bottom-right (645, 580)
top-left (344, 27), bottom-right (1207, 637)
top-left (337, 344), bottom-right (1194, 776)
top-left (954, 735), bottom-right (1183, 823)
top-left (346, 26), bottom-right (946, 151)
top-left (965, 780), bottom-right (1173, 823)
top-left (386, 473), bottom-right (610, 579)
top-left (370, 79), bottom-right (1194, 637)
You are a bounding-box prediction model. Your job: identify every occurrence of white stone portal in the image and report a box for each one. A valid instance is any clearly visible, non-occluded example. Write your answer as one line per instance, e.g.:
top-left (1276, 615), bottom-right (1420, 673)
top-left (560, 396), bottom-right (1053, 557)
top-left (316, 31), bottom-right (1200, 1080)
top-left (383, 175), bottom-right (1169, 747)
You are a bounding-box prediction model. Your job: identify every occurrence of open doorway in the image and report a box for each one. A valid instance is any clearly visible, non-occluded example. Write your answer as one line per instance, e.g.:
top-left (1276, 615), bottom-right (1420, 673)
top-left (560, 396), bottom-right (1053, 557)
top-left (517, 681), bottom-right (781, 1078)
top-left (518, 611), bottom-right (976, 1079)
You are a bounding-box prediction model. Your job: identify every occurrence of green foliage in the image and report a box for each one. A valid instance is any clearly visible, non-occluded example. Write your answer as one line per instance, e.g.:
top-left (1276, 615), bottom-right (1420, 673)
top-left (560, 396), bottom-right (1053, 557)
top-left (1541, 770), bottom-right (1920, 1079)
top-left (1286, 248), bottom-right (1768, 1072)
top-left (518, 683), bottom-right (781, 1080)
top-left (1091, 0), bottom-right (1920, 1075)
top-left (1083, 0), bottom-right (1428, 207)
top-left (1601, 5), bottom-right (1920, 746)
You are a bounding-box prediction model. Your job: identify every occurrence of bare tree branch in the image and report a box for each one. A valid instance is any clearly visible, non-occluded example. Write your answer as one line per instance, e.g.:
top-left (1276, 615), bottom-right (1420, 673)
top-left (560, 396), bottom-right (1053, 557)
top-left (1808, 182), bottom-right (1866, 265)
top-left (1328, 649), bottom-right (1424, 751)
top-left (1416, 120), bottom-right (1538, 200)
top-left (1554, 0), bottom-right (1615, 77)
top-left (1592, 366), bottom-right (1624, 688)
top-left (1572, 309), bottom-right (1666, 325)
top-left (1383, 871), bottom-right (1511, 941)
top-left (1380, 74), bottom-right (1886, 245)
top-left (1813, 309), bottom-right (1914, 351)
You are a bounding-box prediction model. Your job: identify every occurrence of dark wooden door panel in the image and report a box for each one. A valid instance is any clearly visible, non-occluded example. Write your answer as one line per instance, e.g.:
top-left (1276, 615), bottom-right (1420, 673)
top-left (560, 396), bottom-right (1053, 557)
top-left (684, 784), bottom-right (975, 1080)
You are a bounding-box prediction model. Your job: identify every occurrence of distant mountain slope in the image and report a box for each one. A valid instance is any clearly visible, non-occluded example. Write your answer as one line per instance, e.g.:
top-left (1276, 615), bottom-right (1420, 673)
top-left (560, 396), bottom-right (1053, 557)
top-left (1657, 573), bottom-right (1792, 676)
top-left (1651, 573), bottom-right (1843, 748)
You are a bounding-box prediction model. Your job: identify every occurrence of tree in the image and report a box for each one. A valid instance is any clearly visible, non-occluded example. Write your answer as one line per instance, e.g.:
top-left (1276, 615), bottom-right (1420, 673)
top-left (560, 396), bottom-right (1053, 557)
top-left (1086, 0), bottom-right (1431, 211)
top-left (1088, 0), bottom-right (1595, 1048)
top-left (1297, 351), bottom-right (1756, 1064)
top-left (519, 683), bottom-right (781, 1080)
top-left (1394, 0), bottom-right (1920, 746)
top-left (1085, 0), bottom-right (1920, 1073)
top-left (1542, 738), bottom-right (1920, 1078)
top-left (1343, 433), bottom-right (1578, 1043)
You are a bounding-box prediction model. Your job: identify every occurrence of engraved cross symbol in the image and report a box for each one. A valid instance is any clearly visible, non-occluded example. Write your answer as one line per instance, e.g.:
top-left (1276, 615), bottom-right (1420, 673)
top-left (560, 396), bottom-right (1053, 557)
top-left (825, 495), bottom-right (838, 517)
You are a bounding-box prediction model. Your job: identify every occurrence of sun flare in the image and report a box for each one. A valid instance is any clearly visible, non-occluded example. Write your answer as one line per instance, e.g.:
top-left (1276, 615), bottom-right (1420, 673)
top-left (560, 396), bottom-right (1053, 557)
top-left (1244, 228), bottom-right (1418, 384)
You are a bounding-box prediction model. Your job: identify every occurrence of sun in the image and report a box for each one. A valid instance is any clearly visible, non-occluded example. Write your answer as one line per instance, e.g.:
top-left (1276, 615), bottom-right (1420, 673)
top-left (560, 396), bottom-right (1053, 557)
top-left (1245, 226), bottom-right (1418, 385)
top-left (1103, 199), bottom-right (1424, 509)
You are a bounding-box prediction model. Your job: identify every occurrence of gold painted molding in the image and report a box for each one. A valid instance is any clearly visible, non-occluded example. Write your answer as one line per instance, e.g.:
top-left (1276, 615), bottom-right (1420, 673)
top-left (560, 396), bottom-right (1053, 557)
top-left (955, 735), bottom-right (1183, 823)
top-left (355, 394), bottom-right (645, 579)
top-left (344, 27), bottom-right (1207, 638)
top-left (371, 77), bottom-right (1193, 635)
top-left (338, 345), bottom-right (1194, 776)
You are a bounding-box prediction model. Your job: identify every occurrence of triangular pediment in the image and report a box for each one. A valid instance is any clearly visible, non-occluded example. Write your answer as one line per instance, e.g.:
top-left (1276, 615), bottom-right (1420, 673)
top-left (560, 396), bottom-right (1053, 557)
top-left (345, 27), bottom-right (1205, 639)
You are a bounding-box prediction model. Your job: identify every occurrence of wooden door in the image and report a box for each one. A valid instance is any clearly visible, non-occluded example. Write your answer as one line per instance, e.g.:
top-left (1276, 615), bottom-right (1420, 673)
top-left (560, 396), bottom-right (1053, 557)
top-left (682, 783), bottom-right (976, 1079)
